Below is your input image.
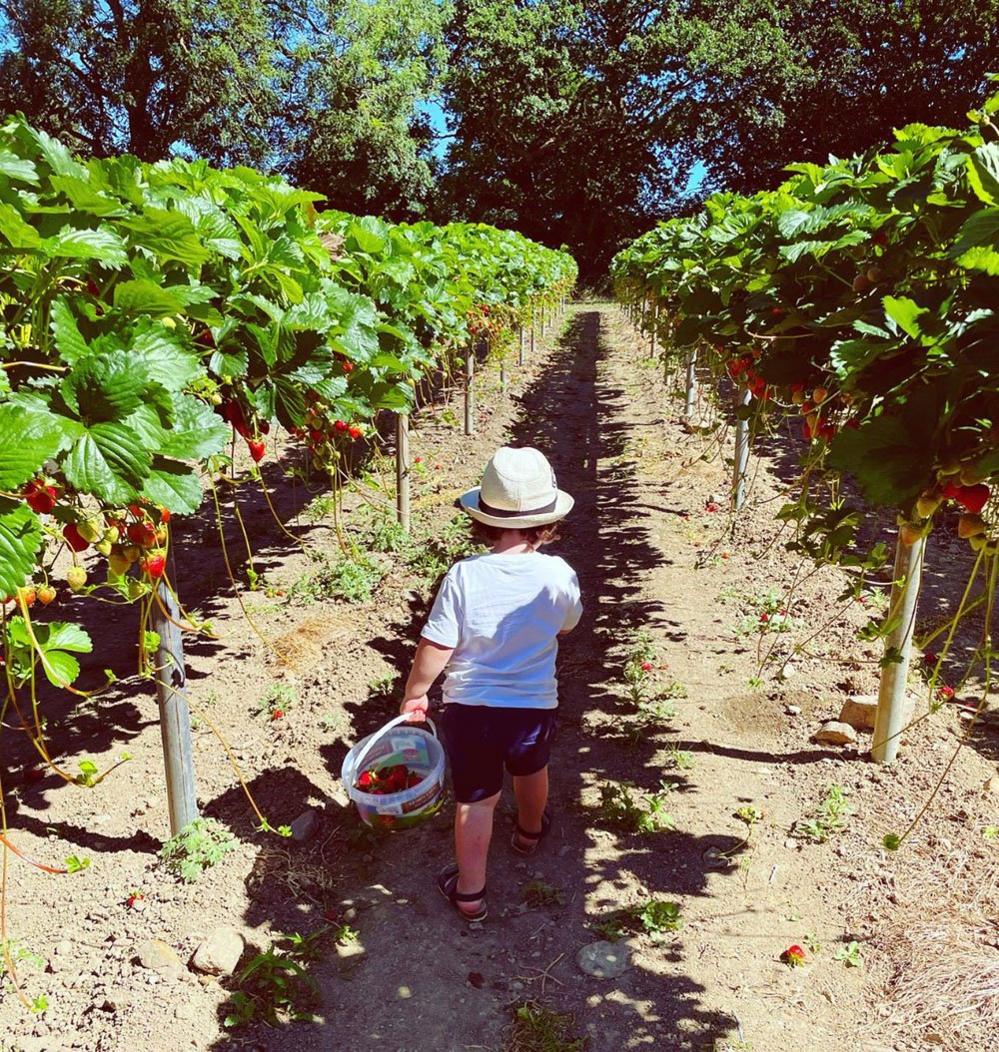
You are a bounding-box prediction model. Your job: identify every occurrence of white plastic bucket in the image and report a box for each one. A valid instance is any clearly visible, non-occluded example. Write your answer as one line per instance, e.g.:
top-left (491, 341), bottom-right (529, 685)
top-left (341, 714), bottom-right (446, 830)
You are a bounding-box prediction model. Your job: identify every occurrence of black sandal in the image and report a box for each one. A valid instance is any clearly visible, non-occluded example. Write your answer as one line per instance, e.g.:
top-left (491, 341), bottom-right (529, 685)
top-left (510, 808), bottom-right (551, 857)
top-left (437, 865), bottom-right (488, 922)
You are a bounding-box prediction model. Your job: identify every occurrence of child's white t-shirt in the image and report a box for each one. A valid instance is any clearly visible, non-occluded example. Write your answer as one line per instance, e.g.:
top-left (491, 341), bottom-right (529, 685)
top-left (421, 550), bottom-right (582, 709)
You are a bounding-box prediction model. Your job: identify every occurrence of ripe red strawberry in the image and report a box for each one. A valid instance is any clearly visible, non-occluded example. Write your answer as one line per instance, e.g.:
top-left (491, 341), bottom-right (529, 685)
top-left (334, 419), bottom-right (348, 433)
top-left (781, 945), bottom-right (806, 967)
top-left (127, 521), bottom-right (157, 548)
top-left (802, 421), bottom-right (814, 441)
top-left (63, 523), bottom-right (90, 552)
top-left (159, 507), bottom-right (171, 524)
top-left (640, 661), bottom-right (653, 672)
top-left (22, 480), bottom-right (58, 515)
top-left (86, 277), bottom-right (101, 298)
top-left (956, 484), bottom-right (990, 515)
top-left (342, 360), bottom-right (354, 373)
top-left (309, 429), bottom-right (324, 443)
top-left (348, 426), bottom-right (363, 440)
top-left (247, 439), bottom-right (266, 463)
top-left (128, 503), bottom-right (145, 517)
top-left (414, 456), bottom-right (423, 464)
top-left (940, 479), bottom-right (962, 500)
top-left (935, 685), bottom-right (955, 701)
top-left (271, 709), bottom-right (284, 720)
top-left (141, 551), bottom-right (167, 578)
top-left (195, 328), bottom-right (215, 347)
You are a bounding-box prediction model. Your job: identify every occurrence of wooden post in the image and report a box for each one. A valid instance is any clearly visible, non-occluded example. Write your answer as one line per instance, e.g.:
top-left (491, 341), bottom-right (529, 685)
top-left (518, 324), bottom-right (525, 366)
top-left (530, 310), bottom-right (536, 356)
top-left (872, 536), bottom-right (925, 764)
top-left (731, 386), bottom-right (751, 510)
top-left (152, 579), bottom-right (198, 836)
top-left (684, 348), bottom-right (697, 425)
top-left (650, 299), bottom-right (658, 358)
top-left (396, 412), bottom-right (411, 531)
top-left (500, 354), bottom-right (507, 391)
top-left (464, 346), bottom-right (476, 435)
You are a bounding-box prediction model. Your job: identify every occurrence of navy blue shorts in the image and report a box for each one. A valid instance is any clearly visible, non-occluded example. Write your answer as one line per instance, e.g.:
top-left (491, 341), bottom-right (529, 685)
top-left (441, 705), bottom-right (557, 803)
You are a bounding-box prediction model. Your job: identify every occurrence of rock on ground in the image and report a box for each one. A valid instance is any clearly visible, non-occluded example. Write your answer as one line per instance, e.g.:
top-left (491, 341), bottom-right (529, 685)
top-left (190, 927), bottom-right (245, 977)
top-left (135, 939), bottom-right (183, 978)
top-left (576, 940), bottom-right (632, 979)
top-left (812, 720), bottom-right (859, 746)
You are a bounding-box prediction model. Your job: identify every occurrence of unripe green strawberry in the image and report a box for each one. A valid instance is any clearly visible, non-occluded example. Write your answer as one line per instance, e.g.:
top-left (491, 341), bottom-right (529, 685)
top-left (127, 579), bottom-right (146, 601)
top-left (77, 518), bottom-right (102, 543)
top-left (104, 525), bottom-right (120, 545)
top-left (108, 550), bottom-right (130, 576)
top-left (915, 492), bottom-right (941, 519)
top-left (96, 539), bottom-right (113, 556)
top-left (37, 584), bottom-right (56, 605)
top-left (67, 566), bottom-right (87, 592)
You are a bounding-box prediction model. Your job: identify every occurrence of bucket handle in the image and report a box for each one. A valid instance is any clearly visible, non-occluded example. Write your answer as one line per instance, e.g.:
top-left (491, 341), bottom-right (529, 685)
top-left (351, 712), bottom-right (439, 778)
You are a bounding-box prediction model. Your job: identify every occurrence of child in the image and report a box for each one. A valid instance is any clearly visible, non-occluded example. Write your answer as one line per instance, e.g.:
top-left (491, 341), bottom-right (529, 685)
top-left (399, 446), bottom-right (581, 921)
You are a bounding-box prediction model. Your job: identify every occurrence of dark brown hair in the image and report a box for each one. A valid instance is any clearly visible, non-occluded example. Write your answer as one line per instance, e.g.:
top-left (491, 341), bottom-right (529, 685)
top-left (470, 518), bottom-right (564, 547)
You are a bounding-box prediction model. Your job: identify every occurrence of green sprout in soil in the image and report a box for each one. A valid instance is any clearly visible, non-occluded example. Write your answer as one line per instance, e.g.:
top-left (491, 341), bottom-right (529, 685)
top-left (795, 784), bottom-right (853, 844)
top-left (505, 1001), bottom-right (586, 1052)
top-left (523, 880), bottom-right (566, 909)
top-left (591, 899), bottom-right (683, 942)
top-left (596, 781), bottom-right (676, 834)
top-left (160, 817), bottom-right (238, 883)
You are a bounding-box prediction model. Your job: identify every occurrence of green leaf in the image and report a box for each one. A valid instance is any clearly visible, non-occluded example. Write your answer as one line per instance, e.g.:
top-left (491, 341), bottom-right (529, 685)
top-left (968, 143), bottom-right (999, 204)
top-left (955, 246), bottom-right (999, 275)
top-left (119, 209), bottom-right (210, 268)
top-left (0, 404), bottom-right (69, 489)
top-left (49, 298), bottom-right (89, 365)
top-left (0, 148), bottom-right (39, 184)
top-left (47, 226), bottom-right (128, 267)
top-left (130, 330), bottom-right (203, 391)
top-left (62, 423), bottom-right (152, 503)
top-left (881, 296), bottom-right (926, 339)
top-left (141, 458), bottom-right (204, 515)
top-left (62, 351), bottom-right (150, 422)
top-left (0, 498), bottom-right (42, 596)
top-left (0, 202), bottom-right (42, 249)
top-left (827, 415), bottom-right (930, 507)
top-left (157, 396), bottom-right (229, 460)
top-left (48, 175), bottom-right (124, 217)
top-left (113, 279), bottom-right (186, 315)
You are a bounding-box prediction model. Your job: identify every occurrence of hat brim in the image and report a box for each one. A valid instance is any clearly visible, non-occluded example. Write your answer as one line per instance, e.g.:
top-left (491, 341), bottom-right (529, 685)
top-left (458, 487), bottom-right (574, 529)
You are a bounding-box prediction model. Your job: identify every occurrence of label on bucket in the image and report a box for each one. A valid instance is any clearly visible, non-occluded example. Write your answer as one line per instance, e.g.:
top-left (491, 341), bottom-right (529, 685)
top-left (402, 781), bottom-right (444, 814)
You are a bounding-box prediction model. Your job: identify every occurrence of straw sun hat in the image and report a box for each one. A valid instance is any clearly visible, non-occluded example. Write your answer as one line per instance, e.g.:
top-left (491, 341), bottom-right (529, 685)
top-left (458, 446), bottom-right (574, 529)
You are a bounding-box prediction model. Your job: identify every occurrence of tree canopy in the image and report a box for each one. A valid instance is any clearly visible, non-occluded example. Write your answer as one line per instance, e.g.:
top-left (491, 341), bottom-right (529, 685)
top-left (2, 0), bottom-right (996, 274)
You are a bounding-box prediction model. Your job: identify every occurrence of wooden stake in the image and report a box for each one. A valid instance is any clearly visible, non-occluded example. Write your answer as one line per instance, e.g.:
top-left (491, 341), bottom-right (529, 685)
top-left (518, 324), bottom-right (525, 366)
top-left (530, 311), bottom-right (536, 356)
top-left (650, 298), bottom-right (658, 358)
top-left (464, 347), bottom-right (476, 435)
top-left (872, 535), bottom-right (925, 764)
top-left (396, 412), bottom-right (410, 531)
top-left (152, 578), bottom-right (198, 836)
top-left (684, 348), bottom-right (698, 425)
top-left (731, 386), bottom-right (751, 510)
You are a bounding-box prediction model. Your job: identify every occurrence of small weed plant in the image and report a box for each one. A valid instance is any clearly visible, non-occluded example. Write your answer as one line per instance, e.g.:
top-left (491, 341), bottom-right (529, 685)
top-left (160, 817), bottom-right (238, 883)
top-left (664, 746), bottom-right (695, 771)
top-left (735, 587), bottom-right (800, 637)
top-left (796, 784), bottom-right (853, 844)
top-left (596, 781), bottom-right (676, 834)
top-left (256, 682), bottom-right (297, 719)
top-left (834, 940), bottom-right (864, 968)
top-left (592, 898), bottom-right (683, 943)
top-left (223, 930), bottom-right (323, 1028)
top-left (288, 550), bottom-right (383, 604)
top-left (505, 1001), bottom-right (586, 1052)
top-left (522, 880), bottom-right (566, 909)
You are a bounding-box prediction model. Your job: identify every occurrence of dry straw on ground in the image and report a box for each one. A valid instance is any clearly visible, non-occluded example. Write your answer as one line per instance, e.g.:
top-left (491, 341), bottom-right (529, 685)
top-left (882, 861), bottom-right (999, 1046)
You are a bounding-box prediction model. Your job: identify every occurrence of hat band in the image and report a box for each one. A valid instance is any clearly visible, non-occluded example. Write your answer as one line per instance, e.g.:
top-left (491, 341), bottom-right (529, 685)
top-left (478, 495), bottom-right (558, 519)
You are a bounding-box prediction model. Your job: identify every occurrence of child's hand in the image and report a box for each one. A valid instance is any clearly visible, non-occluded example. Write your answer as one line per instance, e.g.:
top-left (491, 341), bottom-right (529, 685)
top-left (400, 695), bottom-right (429, 723)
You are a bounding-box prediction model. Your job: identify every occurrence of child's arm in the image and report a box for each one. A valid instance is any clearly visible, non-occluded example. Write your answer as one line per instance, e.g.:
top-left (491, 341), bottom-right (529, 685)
top-left (399, 637), bottom-right (454, 722)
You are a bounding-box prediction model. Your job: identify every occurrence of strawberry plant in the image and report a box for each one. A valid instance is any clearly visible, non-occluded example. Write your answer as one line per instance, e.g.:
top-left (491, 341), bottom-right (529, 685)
top-left (158, 817), bottom-right (237, 883)
top-left (613, 84), bottom-right (999, 784)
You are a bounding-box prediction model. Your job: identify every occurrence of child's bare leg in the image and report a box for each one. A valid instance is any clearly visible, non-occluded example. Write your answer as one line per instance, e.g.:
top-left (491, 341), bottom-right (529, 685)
top-left (454, 791), bottom-right (500, 911)
top-left (512, 766), bottom-right (549, 847)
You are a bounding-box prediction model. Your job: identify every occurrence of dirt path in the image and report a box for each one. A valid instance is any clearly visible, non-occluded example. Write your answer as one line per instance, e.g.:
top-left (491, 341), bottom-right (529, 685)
top-left (5, 302), bottom-right (996, 1052)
